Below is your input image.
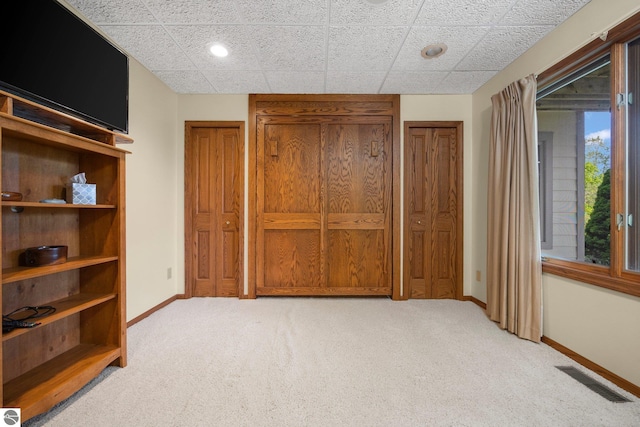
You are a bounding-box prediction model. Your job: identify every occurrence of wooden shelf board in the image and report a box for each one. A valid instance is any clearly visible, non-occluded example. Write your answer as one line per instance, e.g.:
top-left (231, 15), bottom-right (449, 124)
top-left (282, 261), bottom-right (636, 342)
top-left (2, 201), bottom-right (116, 209)
top-left (3, 344), bottom-right (120, 420)
top-left (0, 115), bottom-right (130, 157)
top-left (2, 255), bottom-right (119, 284)
top-left (2, 292), bottom-right (117, 342)
top-left (0, 89), bottom-right (132, 146)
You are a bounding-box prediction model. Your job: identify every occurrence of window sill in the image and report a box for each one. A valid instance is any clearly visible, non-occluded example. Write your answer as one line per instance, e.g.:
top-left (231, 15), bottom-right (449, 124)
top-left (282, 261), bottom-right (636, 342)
top-left (542, 260), bottom-right (640, 298)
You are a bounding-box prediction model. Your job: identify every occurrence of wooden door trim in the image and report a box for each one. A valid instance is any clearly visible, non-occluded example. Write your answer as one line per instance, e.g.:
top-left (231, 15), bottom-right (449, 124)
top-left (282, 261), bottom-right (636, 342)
top-left (184, 121), bottom-right (245, 298)
top-left (248, 98), bottom-right (257, 298)
top-left (403, 121), bottom-right (464, 300)
top-left (249, 94), bottom-right (400, 299)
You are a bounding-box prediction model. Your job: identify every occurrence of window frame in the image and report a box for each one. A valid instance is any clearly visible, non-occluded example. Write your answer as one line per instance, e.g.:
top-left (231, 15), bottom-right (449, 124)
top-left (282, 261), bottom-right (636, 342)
top-left (537, 11), bottom-right (640, 298)
top-left (538, 131), bottom-right (554, 250)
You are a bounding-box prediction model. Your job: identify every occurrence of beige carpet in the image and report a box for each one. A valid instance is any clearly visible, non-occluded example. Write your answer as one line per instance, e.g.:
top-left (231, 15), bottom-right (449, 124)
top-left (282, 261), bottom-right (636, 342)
top-left (25, 298), bottom-right (640, 426)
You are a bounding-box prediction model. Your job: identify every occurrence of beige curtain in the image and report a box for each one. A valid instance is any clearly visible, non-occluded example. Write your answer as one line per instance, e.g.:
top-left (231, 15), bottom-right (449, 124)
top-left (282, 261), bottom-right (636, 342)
top-left (486, 74), bottom-right (542, 342)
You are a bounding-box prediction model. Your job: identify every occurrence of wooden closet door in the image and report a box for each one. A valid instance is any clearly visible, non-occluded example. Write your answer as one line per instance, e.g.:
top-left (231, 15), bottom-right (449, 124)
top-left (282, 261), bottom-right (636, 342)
top-left (405, 123), bottom-right (462, 299)
top-left (256, 117), bottom-right (392, 295)
top-left (325, 120), bottom-right (392, 292)
top-left (250, 94), bottom-right (400, 298)
top-left (257, 119), bottom-right (323, 292)
top-left (186, 125), bottom-right (242, 297)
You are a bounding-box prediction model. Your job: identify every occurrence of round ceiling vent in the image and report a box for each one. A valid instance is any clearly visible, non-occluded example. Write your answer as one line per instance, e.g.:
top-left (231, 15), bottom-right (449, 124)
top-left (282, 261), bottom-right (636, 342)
top-left (421, 43), bottom-right (448, 59)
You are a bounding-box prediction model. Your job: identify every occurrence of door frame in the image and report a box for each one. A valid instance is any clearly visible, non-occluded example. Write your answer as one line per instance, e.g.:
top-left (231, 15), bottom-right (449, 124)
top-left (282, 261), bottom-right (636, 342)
top-left (403, 121), bottom-right (464, 300)
top-left (249, 94), bottom-right (401, 299)
top-left (184, 121), bottom-right (245, 298)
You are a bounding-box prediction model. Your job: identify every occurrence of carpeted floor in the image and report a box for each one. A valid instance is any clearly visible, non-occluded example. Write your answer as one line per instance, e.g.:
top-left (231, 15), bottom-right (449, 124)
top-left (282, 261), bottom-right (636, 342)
top-left (24, 298), bottom-right (640, 426)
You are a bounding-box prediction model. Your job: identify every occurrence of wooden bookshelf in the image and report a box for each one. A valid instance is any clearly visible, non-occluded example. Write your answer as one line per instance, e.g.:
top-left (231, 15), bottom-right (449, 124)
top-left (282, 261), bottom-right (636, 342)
top-left (0, 90), bottom-right (128, 422)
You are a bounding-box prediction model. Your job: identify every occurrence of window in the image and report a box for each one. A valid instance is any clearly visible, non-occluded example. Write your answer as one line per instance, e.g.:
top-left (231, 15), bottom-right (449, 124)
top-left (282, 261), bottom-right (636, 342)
top-left (538, 58), bottom-right (611, 264)
top-left (626, 37), bottom-right (640, 271)
top-left (536, 12), bottom-right (640, 297)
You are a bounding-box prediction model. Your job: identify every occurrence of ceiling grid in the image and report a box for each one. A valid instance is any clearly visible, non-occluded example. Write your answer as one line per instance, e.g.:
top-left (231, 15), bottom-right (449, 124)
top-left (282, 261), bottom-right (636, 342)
top-left (64, 0), bottom-right (592, 94)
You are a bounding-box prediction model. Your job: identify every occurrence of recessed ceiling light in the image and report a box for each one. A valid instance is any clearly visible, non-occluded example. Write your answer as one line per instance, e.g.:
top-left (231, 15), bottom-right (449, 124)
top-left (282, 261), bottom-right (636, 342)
top-left (421, 43), bottom-right (447, 59)
top-left (209, 44), bottom-right (228, 58)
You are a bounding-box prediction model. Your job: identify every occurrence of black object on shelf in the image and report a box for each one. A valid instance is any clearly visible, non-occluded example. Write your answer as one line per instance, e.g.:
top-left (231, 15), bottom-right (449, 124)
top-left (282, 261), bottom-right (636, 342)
top-left (21, 245), bottom-right (68, 266)
top-left (2, 305), bottom-right (56, 333)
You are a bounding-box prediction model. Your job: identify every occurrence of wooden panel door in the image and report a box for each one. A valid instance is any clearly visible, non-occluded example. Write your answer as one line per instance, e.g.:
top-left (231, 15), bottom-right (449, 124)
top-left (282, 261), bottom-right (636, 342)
top-left (326, 120), bottom-right (391, 291)
top-left (405, 122), bottom-right (462, 299)
top-left (258, 120), bottom-right (323, 291)
top-left (256, 117), bottom-right (392, 295)
top-left (185, 123), bottom-right (243, 297)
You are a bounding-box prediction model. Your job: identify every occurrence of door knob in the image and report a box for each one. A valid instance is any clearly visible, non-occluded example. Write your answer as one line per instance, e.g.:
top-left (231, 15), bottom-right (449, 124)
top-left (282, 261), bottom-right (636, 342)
top-left (225, 221), bottom-right (230, 225)
top-left (417, 220), bottom-right (422, 225)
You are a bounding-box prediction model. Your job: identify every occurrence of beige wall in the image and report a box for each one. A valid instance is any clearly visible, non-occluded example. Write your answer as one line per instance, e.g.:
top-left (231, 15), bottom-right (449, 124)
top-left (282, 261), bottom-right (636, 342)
top-left (401, 95), bottom-right (473, 296)
top-left (127, 66), bottom-right (251, 315)
top-left (126, 89), bottom-right (248, 312)
top-left (176, 95), bottom-right (249, 295)
top-left (126, 59), bottom-right (179, 320)
top-left (471, 0), bottom-right (640, 386)
top-left (543, 275), bottom-right (640, 386)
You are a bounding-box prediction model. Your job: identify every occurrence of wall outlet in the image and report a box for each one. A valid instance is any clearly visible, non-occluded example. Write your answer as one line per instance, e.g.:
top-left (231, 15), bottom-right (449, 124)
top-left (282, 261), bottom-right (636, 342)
top-left (475, 270), bottom-right (481, 282)
top-left (167, 267), bottom-right (172, 279)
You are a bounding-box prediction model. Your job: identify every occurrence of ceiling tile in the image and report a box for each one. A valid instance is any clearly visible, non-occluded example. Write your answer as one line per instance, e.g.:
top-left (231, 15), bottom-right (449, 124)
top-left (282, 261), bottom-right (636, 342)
top-left (166, 25), bottom-right (261, 70)
top-left (380, 71), bottom-right (449, 94)
top-left (330, 0), bottom-right (423, 25)
top-left (235, 0), bottom-right (328, 24)
top-left (143, 0), bottom-right (241, 24)
top-left (153, 70), bottom-right (215, 93)
top-left (61, 0), bottom-right (594, 95)
top-left (101, 25), bottom-right (194, 70)
top-left (249, 26), bottom-right (326, 71)
top-left (325, 72), bottom-right (387, 93)
top-left (202, 71), bottom-right (270, 93)
top-left (327, 26), bottom-right (407, 71)
top-left (501, 0), bottom-right (591, 25)
top-left (456, 25), bottom-right (553, 71)
top-left (414, 0), bottom-right (516, 26)
top-left (265, 71), bottom-right (326, 93)
top-left (393, 26), bottom-right (489, 71)
top-left (66, 0), bottom-right (155, 23)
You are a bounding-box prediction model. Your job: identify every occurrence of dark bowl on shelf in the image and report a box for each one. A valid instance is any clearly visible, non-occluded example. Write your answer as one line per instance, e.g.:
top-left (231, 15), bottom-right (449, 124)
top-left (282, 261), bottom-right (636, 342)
top-left (2, 191), bottom-right (23, 201)
top-left (22, 245), bottom-right (68, 266)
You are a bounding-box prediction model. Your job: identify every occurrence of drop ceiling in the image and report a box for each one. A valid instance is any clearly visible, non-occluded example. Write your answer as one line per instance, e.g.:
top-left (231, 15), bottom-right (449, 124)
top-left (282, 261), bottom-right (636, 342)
top-left (64, 0), bottom-right (592, 95)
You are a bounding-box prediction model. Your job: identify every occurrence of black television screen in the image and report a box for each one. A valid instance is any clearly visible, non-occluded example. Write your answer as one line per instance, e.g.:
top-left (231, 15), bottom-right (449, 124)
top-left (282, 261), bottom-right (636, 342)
top-left (0, 0), bottom-right (129, 133)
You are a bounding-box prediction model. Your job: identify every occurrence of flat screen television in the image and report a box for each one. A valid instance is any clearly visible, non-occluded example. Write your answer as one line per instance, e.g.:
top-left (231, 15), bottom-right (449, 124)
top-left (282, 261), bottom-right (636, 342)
top-left (0, 0), bottom-right (129, 133)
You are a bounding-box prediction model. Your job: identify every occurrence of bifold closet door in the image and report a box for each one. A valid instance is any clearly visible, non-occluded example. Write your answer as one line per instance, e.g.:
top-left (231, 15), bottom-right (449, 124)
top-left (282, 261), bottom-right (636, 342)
top-left (256, 117), bottom-right (392, 296)
top-left (187, 125), bottom-right (241, 297)
top-left (325, 120), bottom-right (391, 292)
top-left (258, 121), bottom-right (323, 291)
top-left (405, 123), bottom-right (462, 299)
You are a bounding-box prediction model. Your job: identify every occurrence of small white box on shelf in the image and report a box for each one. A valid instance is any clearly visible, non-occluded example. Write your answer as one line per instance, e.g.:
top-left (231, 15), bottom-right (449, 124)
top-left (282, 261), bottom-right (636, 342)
top-left (67, 183), bottom-right (96, 205)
